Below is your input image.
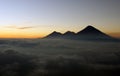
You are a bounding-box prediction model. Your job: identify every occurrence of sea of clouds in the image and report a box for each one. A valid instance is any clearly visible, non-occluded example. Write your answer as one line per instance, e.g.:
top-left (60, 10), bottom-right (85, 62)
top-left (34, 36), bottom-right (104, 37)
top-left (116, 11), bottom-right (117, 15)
top-left (0, 39), bottom-right (120, 76)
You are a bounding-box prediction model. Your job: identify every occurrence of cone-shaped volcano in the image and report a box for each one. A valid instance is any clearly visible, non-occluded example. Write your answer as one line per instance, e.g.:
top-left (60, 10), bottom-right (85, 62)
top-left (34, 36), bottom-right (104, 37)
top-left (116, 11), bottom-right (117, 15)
top-left (63, 31), bottom-right (76, 39)
top-left (45, 31), bottom-right (62, 38)
top-left (76, 25), bottom-right (113, 40)
top-left (77, 25), bottom-right (104, 34)
top-left (44, 25), bottom-right (118, 41)
top-left (63, 31), bottom-right (75, 35)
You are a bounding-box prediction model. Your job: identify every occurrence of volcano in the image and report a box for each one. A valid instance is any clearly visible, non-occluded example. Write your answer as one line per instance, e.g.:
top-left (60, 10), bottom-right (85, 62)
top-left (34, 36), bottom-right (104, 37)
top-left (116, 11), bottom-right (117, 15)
top-left (44, 25), bottom-right (118, 41)
top-left (45, 31), bottom-right (62, 38)
top-left (76, 25), bottom-right (113, 40)
top-left (63, 31), bottom-right (76, 39)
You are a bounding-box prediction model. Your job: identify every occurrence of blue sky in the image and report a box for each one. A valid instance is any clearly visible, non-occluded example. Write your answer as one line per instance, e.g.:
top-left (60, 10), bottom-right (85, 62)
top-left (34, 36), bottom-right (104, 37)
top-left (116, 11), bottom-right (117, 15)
top-left (0, 0), bottom-right (120, 38)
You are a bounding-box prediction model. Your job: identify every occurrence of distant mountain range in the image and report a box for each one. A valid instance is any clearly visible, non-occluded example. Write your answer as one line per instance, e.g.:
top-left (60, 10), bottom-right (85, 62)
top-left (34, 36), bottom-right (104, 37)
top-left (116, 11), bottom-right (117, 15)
top-left (44, 25), bottom-right (119, 41)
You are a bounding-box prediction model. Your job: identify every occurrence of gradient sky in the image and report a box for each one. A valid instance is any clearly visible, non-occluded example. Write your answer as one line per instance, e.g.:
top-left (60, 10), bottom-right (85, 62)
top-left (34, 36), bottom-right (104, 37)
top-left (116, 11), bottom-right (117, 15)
top-left (0, 0), bottom-right (120, 38)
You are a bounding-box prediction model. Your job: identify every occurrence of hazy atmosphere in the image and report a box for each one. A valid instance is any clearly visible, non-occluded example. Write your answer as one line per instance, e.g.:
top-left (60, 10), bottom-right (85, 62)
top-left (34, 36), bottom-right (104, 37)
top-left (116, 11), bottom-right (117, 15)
top-left (0, 0), bottom-right (120, 38)
top-left (0, 0), bottom-right (120, 76)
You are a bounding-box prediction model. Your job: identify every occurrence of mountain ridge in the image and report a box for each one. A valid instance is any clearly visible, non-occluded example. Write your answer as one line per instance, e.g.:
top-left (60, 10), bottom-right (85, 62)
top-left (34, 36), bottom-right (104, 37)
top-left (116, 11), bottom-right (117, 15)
top-left (44, 25), bottom-right (119, 41)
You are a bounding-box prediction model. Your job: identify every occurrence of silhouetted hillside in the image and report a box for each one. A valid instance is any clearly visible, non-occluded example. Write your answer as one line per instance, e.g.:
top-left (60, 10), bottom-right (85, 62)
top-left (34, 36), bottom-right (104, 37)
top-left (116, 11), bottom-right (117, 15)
top-left (63, 31), bottom-right (76, 39)
top-left (45, 31), bottom-right (62, 38)
top-left (76, 25), bottom-right (113, 40)
top-left (44, 25), bottom-right (119, 41)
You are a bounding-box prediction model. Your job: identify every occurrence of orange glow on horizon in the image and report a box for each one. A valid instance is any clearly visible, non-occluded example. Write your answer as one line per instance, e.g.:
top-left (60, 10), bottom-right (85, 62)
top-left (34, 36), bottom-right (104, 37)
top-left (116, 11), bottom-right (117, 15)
top-left (108, 33), bottom-right (120, 38)
top-left (0, 34), bottom-right (42, 38)
top-left (0, 26), bottom-right (120, 39)
top-left (0, 27), bottom-right (49, 38)
top-left (0, 32), bottom-right (119, 39)
top-left (0, 31), bottom-right (46, 38)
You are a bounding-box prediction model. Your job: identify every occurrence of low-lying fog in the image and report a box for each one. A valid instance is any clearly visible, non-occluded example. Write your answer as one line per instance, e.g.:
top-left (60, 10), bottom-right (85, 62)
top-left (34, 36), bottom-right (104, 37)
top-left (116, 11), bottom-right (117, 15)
top-left (0, 39), bottom-right (120, 76)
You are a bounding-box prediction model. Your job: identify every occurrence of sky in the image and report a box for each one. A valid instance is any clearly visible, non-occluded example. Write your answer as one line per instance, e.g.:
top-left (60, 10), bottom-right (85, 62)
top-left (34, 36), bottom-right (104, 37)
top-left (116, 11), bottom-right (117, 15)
top-left (0, 0), bottom-right (120, 38)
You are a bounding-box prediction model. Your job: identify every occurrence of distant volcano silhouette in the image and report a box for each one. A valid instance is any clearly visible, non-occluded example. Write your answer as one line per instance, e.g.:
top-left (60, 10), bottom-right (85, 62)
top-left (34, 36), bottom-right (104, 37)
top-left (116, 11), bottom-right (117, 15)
top-left (45, 31), bottom-right (62, 38)
top-left (77, 25), bottom-right (104, 34)
top-left (76, 25), bottom-right (112, 40)
top-left (63, 31), bottom-right (76, 39)
top-left (45, 25), bottom-right (118, 41)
